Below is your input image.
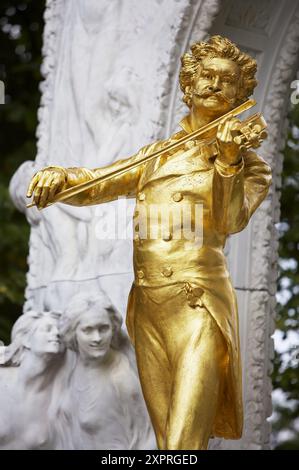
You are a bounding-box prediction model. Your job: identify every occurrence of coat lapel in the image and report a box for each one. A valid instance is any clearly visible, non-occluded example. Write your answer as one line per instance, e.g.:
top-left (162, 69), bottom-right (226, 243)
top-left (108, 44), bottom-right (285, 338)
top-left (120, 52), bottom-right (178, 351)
top-left (140, 115), bottom-right (218, 188)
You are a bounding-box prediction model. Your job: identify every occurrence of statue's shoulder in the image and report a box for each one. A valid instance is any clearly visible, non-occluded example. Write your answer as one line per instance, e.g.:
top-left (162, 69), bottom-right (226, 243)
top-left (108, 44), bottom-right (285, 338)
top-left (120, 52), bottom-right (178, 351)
top-left (0, 366), bottom-right (18, 396)
top-left (160, 129), bottom-right (186, 147)
top-left (169, 129), bottom-right (186, 141)
top-left (137, 129), bottom-right (186, 159)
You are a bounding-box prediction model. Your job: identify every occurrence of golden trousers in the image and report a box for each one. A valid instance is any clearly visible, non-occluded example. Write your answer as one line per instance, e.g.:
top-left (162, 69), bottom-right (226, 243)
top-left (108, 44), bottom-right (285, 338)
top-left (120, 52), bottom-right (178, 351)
top-left (130, 282), bottom-right (228, 450)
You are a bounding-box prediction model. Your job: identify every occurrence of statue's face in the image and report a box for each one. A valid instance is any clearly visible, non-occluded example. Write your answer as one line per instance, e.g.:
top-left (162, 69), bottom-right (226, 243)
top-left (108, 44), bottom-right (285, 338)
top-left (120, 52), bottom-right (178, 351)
top-left (30, 316), bottom-right (61, 355)
top-left (76, 308), bottom-right (113, 361)
top-left (191, 57), bottom-right (241, 115)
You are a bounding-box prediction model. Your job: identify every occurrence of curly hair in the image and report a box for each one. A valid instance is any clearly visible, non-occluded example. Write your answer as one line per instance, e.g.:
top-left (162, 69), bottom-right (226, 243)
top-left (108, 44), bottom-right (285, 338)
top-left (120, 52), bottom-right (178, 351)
top-left (1, 311), bottom-right (61, 366)
top-left (60, 291), bottom-right (123, 352)
top-left (179, 35), bottom-right (257, 108)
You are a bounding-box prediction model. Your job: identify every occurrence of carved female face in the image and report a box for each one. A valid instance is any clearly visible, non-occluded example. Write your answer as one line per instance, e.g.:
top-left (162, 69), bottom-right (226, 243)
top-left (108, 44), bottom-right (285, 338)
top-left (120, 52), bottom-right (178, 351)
top-left (29, 316), bottom-right (61, 356)
top-left (191, 57), bottom-right (241, 115)
top-left (76, 308), bottom-right (113, 361)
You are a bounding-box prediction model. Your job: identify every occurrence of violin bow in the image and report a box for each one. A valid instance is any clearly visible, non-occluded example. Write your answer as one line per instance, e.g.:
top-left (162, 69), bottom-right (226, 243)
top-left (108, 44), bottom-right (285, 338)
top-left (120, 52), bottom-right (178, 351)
top-left (26, 98), bottom-right (257, 209)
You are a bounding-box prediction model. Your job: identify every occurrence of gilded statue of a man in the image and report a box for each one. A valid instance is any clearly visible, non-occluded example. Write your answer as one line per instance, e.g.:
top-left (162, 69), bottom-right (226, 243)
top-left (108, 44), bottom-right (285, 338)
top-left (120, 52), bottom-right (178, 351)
top-left (27, 36), bottom-right (272, 450)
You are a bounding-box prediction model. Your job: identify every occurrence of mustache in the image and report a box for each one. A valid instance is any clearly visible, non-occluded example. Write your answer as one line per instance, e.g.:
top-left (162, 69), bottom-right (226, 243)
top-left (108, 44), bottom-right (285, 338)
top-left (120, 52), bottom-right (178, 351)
top-left (193, 89), bottom-right (233, 104)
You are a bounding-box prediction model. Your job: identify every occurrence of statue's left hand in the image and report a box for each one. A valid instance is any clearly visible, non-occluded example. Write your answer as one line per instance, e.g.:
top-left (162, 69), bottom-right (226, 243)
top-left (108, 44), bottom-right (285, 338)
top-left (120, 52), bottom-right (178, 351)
top-left (216, 116), bottom-right (242, 165)
top-left (26, 166), bottom-right (68, 209)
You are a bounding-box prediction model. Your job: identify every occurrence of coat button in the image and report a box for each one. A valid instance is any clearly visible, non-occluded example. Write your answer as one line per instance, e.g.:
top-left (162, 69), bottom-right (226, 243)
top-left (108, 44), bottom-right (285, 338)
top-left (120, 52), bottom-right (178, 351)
top-left (187, 294), bottom-right (197, 308)
top-left (137, 270), bottom-right (145, 279)
top-left (162, 231), bottom-right (172, 241)
top-left (161, 266), bottom-right (173, 277)
top-left (193, 287), bottom-right (204, 297)
top-left (172, 192), bottom-right (183, 202)
top-left (138, 192), bottom-right (146, 201)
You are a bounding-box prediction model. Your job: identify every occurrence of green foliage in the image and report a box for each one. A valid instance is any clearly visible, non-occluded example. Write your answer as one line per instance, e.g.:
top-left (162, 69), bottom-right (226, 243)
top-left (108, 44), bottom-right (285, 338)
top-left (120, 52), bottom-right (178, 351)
top-left (272, 102), bottom-right (299, 448)
top-left (0, 1), bottom-right (44, 343)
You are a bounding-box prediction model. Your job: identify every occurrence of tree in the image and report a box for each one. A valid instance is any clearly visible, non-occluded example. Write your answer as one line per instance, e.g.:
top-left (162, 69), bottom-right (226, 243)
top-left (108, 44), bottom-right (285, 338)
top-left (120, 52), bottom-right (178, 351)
top-left (272, 102), bottom-right (299, 449)
top-left (0, 0), bottom-right (44, 343)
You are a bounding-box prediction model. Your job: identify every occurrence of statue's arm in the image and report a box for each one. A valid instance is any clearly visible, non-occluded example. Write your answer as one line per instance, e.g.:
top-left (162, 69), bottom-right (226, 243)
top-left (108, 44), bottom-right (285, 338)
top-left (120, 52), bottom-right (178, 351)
top-left (61, 140), bottom-right (164, 206)
top-left (212, 150), bottom-right (272, 234)
top-left (27, 141), bottom-right (161, 208)
top-left (61, 154), bottom-right (142, 206)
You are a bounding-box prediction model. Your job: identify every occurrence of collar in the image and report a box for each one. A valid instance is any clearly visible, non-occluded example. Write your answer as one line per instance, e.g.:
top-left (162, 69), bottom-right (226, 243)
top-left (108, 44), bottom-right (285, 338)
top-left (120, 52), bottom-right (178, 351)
top-left (178, 114), bottom-right (217, 150)
top-left (178, 114), bottom-right (218, 162)
top-left (179, 114), bottom-right (193, 134)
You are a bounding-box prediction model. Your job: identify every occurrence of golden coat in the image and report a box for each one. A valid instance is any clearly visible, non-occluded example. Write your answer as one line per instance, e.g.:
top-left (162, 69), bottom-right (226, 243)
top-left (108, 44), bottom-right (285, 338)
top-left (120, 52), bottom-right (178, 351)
top-left (64, 115), bottom-right (272, 439)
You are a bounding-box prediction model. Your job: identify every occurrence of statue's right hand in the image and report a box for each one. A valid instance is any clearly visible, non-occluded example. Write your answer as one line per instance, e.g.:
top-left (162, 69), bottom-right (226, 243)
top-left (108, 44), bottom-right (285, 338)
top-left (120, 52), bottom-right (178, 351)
top-left (26, 166), bottom-right (68, 209)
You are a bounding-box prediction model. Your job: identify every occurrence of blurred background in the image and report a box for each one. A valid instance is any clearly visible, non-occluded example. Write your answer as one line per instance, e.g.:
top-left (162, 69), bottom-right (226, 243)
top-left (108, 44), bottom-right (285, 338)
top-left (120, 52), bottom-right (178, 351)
top-left (0, 0), bottom-right (298, 449)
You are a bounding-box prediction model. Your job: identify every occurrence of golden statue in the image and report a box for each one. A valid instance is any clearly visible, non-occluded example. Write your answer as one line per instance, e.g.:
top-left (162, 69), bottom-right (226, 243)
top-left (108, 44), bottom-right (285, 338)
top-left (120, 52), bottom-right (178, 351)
top-left (26, 36), bottom-right (272, 450)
